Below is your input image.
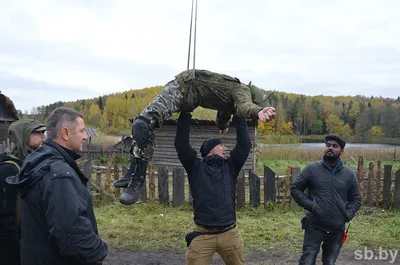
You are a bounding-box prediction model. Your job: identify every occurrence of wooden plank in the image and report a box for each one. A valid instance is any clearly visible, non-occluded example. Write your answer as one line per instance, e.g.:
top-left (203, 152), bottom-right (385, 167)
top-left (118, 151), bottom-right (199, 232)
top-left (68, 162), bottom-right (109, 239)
top-left (105, 164), bottom-right (111, 193)
top-left (236, 170), bottom-right (245, 210)
top-left (113, 163), bottom-right (120, 195)
top-left (366, 162), bottom-right (374, 207)
top-left (395, 170), bottom-right (400, 207)
top-left (96, 173), bottom-right (102, 190)
top-left (383, 165), bottom-right (392, 208)
top-left (158, 166), bottom-right (169, 205)
top-left (249, 170), bottom-right (260, 207)
top-left (139, 168), bottom-right (147, 202)
top-left (281, 167), bottom-right (292, 208)
top-left (375, 160), bottom-right (381, 206)
top-left (83, 159), bottom-right (92, 189)
top-left (357, 156), bottom-right (364, 201)
top-left (148, 164), bottom-right (155, 201)
top-left (264, 165), bottom-right (276, 205)
top-left (291, 167), bottom-right (301, 208)
top-left (172, 167), bottom-right (185, 207)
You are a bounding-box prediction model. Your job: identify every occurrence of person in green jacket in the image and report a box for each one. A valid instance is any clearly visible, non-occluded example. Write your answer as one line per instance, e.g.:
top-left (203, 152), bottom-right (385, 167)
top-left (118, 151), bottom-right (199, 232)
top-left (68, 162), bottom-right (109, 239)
top-left (114, 69), bottom-right (276, 205)
top-left (1, 119), bottom-right (46, 265)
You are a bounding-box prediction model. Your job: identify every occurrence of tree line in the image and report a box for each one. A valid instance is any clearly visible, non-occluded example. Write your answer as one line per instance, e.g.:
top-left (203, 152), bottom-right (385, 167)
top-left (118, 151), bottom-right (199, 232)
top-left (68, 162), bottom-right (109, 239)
top-left (20, 87), bottom-right (400, 141)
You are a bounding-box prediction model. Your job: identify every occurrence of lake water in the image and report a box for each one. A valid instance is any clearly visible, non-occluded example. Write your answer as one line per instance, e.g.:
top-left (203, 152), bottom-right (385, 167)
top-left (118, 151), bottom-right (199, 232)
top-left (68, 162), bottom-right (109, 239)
top-left (259, 143), bottom-right (400, 149)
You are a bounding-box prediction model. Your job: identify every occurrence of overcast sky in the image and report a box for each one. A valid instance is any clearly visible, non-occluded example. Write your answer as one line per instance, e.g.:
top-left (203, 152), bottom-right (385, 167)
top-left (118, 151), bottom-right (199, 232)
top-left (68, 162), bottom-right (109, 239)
top-left (1, 0), bottom-right (399, 113)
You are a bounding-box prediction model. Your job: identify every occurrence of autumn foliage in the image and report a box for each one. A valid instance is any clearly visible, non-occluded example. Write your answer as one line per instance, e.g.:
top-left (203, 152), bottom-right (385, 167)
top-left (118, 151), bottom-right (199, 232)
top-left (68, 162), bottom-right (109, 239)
top-left (22, 87), bottom-right (400, 139)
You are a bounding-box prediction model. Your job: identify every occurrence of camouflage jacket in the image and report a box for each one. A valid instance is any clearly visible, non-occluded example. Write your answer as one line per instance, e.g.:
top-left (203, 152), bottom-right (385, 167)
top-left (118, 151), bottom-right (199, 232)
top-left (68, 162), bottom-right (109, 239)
top-left (175, 69), bottom-right (265, 130)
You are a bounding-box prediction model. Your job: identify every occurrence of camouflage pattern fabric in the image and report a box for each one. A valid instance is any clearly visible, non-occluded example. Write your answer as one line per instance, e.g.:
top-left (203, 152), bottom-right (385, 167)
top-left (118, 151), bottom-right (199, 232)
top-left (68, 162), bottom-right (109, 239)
top-left (140, 79), bottom-right (183, 127)
top-left (130, 79), bottom-right (183, 160)
top-left (129, 69), bottom-right (270, 159)
top-left (175, 69), bottom-right (265, 129)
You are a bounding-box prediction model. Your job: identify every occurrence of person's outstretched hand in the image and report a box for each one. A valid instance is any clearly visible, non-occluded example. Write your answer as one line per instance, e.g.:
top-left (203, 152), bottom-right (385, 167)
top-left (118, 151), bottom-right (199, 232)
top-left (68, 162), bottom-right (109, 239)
top-left (257, 107), bottom-right (276, 123)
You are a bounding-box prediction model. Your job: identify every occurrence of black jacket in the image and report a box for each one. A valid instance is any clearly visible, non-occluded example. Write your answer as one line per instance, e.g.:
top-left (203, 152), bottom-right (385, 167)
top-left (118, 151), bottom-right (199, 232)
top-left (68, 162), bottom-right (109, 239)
top-left (0, 154), bottom-right (21, 239)
top-left (290, 160), bottom-right (362, 232)
top-left (6, 139), bottom-right (108, 265)
top-left (174, 113), bottom-right (251, 228)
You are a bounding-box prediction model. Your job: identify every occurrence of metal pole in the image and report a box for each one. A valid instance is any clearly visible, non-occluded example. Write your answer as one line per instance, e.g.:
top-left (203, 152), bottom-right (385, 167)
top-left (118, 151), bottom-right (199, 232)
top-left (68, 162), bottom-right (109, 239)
top-left (187, 0), bottom-right (195, 70)
top-left (192, 0), bottom-right (198, 80)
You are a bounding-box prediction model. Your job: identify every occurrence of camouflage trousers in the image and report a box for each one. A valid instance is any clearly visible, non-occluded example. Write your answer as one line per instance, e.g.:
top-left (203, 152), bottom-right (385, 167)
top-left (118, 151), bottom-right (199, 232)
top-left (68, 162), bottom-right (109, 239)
top-left (130, 79), bottom-right (183, 160)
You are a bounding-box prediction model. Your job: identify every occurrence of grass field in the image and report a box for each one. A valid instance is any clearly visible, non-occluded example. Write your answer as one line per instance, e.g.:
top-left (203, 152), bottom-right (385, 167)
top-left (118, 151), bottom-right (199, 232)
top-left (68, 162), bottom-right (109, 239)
top-left (90, 133), bottom-right (400, 255)
top-left (94, 201), bottom-right (400, 254)
top-left (255, 144), bottom-right (400, 175)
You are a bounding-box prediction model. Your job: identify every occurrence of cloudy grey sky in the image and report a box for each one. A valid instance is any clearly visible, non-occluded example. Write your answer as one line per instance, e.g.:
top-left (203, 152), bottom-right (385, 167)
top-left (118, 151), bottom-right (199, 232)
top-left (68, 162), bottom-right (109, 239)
top-left (1, 0), bottom-right (399, 113)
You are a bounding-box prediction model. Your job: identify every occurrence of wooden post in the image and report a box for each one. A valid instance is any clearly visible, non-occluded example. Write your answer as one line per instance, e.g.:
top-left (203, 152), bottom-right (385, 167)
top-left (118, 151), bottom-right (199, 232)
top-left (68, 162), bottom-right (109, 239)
top-left (113, 163), bottom-right (120, 195)
top-left (383, 165), bottom-right (392, 209)
top-left (375, 160), bottom-right (382, 206)
top-left (395, 170), bottom-right (400, 207)
top-left (6, 138), bottom-right (11, 153)
top-left (264, 165), bottom-right (276, 206)
top-left (236, 170), bottom-right (245, 210)
top-left (172, 167), bottom-right (185, 207)
top-left (281, 167), bottom-right (292, 208)
top-left (357, 156), bottom-right (364, 201)
top-left (96, 172), bottom-right (102, 192)
top-left (291, 167), bottom-right (301, 208)
top-left (139, 166), bottom-right (147, 202)
top-left (148, 164), bottom-right (155, 201)
top-left (158, 166), bottom-right (169, 205)
top-left (366, 162), bottom-right (374, 207)
top-left (249, 170), bottom-right (260, 207)
top-left (83, 159), bottom-right (92, 190)
top-left (105, 164), bottom-right (111, 193)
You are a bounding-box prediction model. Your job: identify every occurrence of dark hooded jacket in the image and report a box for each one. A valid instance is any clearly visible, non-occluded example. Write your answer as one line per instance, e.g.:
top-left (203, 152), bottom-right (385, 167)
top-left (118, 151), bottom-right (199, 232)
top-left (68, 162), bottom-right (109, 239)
top-left (175, 69), bottom-right (272, 130)
top-left (6, 139), bottom-right (108, 265)
top-left (0, 154), bottom-right (21, 265)
top-left (1, 119), bottom-right (45, 264)
top-left (174, 113), bottom-right (251, 227)
top-left (8, 119), bottom-right (46, 161)
top-left (290, 159), bottom-right (362, 232)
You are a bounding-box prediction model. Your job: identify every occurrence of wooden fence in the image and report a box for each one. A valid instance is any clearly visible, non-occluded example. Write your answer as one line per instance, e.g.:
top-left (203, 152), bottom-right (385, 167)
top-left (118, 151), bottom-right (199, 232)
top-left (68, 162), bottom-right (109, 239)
top-left (0, 139), bottom-right (11, 153)
top-left (81, 156), bottom-right (400, 209)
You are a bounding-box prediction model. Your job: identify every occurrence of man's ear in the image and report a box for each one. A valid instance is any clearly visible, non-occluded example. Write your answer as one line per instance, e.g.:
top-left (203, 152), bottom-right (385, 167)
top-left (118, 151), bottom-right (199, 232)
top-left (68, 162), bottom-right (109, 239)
top-left (60, 127), bottom-right (69, 141)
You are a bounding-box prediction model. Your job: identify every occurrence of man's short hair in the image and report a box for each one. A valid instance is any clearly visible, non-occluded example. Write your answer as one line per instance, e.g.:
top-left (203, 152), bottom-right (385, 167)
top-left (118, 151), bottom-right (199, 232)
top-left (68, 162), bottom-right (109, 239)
top-left (325, 134), bottom-right (346, 149)
top-left (46, 107), bottom-right (83, 139)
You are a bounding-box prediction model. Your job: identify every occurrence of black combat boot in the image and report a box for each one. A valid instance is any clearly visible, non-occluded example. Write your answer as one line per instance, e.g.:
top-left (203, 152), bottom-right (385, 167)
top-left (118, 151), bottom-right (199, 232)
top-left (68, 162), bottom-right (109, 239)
top-left (119, 160), bottom-right (149, 205)
top-left (113, 158), bottom-right (138, 188)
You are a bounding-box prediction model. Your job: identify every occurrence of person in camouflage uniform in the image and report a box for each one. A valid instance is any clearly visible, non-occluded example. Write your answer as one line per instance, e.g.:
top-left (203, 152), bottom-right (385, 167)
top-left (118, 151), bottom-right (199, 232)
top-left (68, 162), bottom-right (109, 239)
top-left (115, 69), bottom-right (276, 205)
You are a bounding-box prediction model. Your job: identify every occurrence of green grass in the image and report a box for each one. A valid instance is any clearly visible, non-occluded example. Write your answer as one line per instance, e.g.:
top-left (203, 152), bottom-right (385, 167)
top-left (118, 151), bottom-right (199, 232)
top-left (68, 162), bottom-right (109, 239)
top-left (94, 201), bottom-right (400, 254)
top-left (255, 159), bottom-right (400, 176)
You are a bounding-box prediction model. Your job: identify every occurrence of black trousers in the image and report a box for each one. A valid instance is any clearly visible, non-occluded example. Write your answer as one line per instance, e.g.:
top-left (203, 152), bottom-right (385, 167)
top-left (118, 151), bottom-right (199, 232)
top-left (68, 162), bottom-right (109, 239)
top-left (299, 219), bottom-right (344, 265)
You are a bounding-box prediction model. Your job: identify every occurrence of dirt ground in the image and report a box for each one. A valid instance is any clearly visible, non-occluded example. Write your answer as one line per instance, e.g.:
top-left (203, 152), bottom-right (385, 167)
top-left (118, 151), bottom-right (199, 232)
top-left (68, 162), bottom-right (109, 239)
top-left (103, 247), bottom-right (397, 265)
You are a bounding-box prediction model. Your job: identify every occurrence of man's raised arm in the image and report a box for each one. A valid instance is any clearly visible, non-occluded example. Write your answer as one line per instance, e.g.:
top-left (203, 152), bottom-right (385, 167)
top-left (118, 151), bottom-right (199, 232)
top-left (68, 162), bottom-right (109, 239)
top-left (229, 115), bottom-right (252, 176)
top-left (174, 112), bottom-right (198, 174)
